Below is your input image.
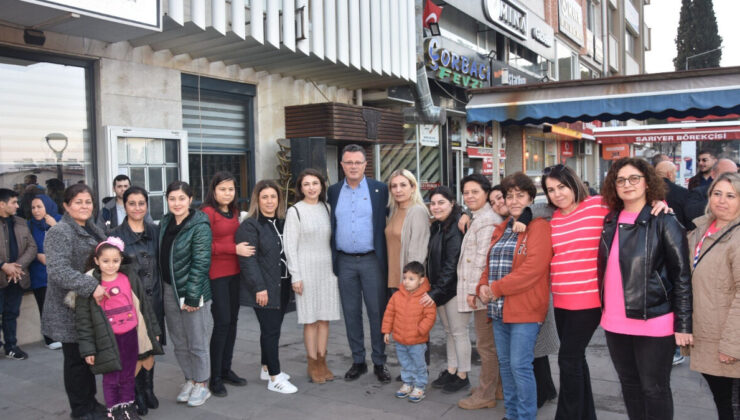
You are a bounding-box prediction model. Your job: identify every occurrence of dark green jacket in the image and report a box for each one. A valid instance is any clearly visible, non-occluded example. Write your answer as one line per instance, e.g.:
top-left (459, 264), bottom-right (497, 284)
top-left (75, 264), bottom-right (164, 375)
top-left (159, 210), bottom-right (212, 307)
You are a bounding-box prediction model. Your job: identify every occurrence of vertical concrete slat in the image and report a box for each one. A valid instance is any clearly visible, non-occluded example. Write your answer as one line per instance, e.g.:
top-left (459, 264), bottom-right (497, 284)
top-left (212, 0), bottom-right (226, 34)
top-left (399, 0), bottom-right (408, 80)
top-left (324, 0), bottom-right (337, 63)
top-left (296, 0), bottom-right (310, 55)
top-left (337, 0), bottom-right (350, 66)
top-left (406, 0), bottom-right (416, 82)
top-left (231, 0), bottom-right (246, 39)
top-left (390, 0), bottom-right (400, 77)
top-left (266, 0), bottom-right (281, 48)
top-left (370, 0), bottom-right (382, 74)
top-left (283, 0), bottom-right (297, 52)
top-left (191, 0), bottom-right (206, 29)
top-left (359, 0), bottom-right (371, 71)
top-left (311, 0), bottom-right (324, 59)
top-left (381, 0), bottom-right (391, 76)
top-left (169, 0), bottom-right (185, 25)
top-left (250, 0), bottom-right (264, 44)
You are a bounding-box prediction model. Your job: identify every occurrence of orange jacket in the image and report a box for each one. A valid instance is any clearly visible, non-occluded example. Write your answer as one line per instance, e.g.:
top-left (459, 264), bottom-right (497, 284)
top-left (381, 281), bottom-right (437, 345)
top-left (476, 217), bottom-right (552, 323)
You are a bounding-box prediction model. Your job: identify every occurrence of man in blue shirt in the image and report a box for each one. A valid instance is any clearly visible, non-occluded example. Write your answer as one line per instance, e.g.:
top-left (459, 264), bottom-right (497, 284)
top-left (328, 144), bottom-right (391, 383)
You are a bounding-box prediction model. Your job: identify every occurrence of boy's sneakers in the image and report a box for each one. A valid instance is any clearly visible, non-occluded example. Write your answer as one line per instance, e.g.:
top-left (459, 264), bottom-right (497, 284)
top-left (395, 383), bottom-right (413, 399)
top-left (408, 387), bottom-right (426, 403)
top-left (5, 346), bottom-right (28, 360)
top-left (267, 376), bottom-right (298, 394)
top-left (176, 380), bottom-right (195, 403)
top-left (187, 383), bottom-right (211, 407)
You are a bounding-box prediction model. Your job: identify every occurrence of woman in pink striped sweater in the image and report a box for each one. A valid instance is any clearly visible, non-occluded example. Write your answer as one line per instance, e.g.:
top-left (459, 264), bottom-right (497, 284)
top-left (542, 164), bottom-right (667, 420)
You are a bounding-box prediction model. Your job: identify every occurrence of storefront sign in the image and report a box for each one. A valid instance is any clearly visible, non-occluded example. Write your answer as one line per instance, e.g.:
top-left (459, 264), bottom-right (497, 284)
top-left (625, 0), bottom-right (640, 35)
top-left (602, 144), bottom-right (630, 160)
top-left (482, 158), bottom-right (494, 175)
top-left (490, 61), bottom-right (540, 86)
top-left (425, 39), bottom-right (490, 88)
top-left (466, 147), bottom-right (493, 158)
top-left (483, 0), bottom-right (527, 40)
top-left (531, 26), bottom-right (552, 48)
top-left (21, 0), bottom-right (161, 30)
top-left (421, 181), bottom-right (441, 191)
top-left (558, 0), bottom-right (584, 46)
top-left (595, 125), bottom-right (740, 144)
top-left (420, 124), bottom-right (440, 147)
top-left (560, 141), bottom-right (574, 157)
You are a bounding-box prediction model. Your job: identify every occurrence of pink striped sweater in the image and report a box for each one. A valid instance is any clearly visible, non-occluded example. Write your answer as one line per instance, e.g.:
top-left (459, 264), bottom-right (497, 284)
top-left (549, 195), bottom-right (606, 310)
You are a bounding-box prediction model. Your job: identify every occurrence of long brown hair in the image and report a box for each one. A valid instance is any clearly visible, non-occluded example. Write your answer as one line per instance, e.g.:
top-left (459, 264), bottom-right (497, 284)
top-left (602, 157), bottom-right (665, 211)
top-left (247, 179), bottom-right (286, 219)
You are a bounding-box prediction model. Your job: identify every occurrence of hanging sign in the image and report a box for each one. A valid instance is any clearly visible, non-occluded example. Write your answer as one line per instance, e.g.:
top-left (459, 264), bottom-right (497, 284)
top-left (425, 38), bottom-right (490, 89)
top-left (560, 141), bottom-right (574, 157)
top-left (601, 144), bottom-right (630, 160)
top-left (420, 124), bottom-right (440, 147)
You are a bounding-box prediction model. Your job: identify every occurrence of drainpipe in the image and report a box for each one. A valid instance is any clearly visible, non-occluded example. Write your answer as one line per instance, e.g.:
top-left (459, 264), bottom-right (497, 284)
top-left (411, 0), bottom-right (446, 125)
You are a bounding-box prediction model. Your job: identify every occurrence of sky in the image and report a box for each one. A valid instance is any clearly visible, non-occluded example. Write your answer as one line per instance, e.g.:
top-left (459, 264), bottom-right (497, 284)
top-left (644, 0), bottom-right (740, 73)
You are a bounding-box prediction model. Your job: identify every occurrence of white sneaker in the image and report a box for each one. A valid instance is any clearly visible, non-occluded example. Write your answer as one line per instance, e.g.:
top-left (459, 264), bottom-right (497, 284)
top-left (267, 377), bottom-right (298, 394)
top-left (187, 383), bottom-right (211, 407)
top-left (176, 380), bottom-right (195, 403)
top-left (46, 342), bottom-right (62, 350)
top-left (260, 368), bottom-right (291, 381)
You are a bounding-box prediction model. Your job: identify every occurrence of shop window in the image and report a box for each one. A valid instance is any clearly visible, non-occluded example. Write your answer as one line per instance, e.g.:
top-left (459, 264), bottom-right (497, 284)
top-left (117, 137), bottom-right (180, 220)
top-left (0, 50), bottom-right (94, 218)
top-left (381, 124), bottom-right (418, 183)
top-left (525, 138), bottom-right (558, 176)
top-left (556, 41), bottom-right (578, 81)
top-left (509, 43), bottom-right (548, 79)
top-left (182, 74), bottom-right (255, 207)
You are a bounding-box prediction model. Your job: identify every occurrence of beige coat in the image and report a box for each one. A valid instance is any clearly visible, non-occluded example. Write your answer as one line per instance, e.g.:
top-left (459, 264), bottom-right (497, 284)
top-left (688, 213), bottom-right (740, 378)
top-left (393, 204), bottom-right (430, 288)
top-left (457, 203), bottom-right (502, 313)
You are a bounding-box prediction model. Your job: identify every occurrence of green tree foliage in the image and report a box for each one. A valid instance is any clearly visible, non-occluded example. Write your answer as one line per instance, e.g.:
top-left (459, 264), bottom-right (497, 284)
top-left (674, 0), bottom-right (722, 70)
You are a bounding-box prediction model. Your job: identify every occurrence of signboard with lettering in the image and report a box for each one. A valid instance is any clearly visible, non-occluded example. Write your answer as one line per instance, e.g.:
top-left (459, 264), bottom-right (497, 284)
top-left (420, 124), bottom-right (440, 147)
top-left (483, 0), bottom-right (527, 40)
top-left (490, 61), bottom-right (540, 86)
top-left (425, 39), bottom-right (490, 89)
top-left (558, 0), bottom-right (584, 46)
top-left (602, 144), bottom-right (630, 160)
top-left (560, 141), bottom-right (574, 157)
top-left (21, 0), bottom-right (161, 30)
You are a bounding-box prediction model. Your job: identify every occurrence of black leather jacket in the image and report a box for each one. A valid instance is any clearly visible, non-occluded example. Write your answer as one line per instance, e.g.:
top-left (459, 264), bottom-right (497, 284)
top-left (597, 205), bottom-right (692, 333)
top-left (426, 214), bottom-right (463, 307)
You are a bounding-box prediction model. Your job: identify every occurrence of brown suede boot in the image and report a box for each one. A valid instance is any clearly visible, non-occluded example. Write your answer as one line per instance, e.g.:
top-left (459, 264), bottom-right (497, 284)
top-left (458, 392), bottom-right (497, 410)
top-left (307, 356), bottom-right (325, 384)
top-left (318, 353), bottom-right (334, 382)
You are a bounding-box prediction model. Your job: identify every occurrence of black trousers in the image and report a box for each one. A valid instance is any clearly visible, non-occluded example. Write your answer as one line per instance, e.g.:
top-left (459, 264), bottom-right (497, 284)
top-left (554, 307), bottom-right (601, 420)
top-left (62, 342), bottom-right (98, 417)
top-left (254, 306), bottom-right (286, 376)
top-left (32, 287), bottom-right (54, 345)
top-left (605, 331), bottom-right (675, 420)
top-left (533, 355), bottom-right (557, 407)
top-left (210, 274), bottom-right (241, 379)
top-left (702, 373), bottom-right (740, 420)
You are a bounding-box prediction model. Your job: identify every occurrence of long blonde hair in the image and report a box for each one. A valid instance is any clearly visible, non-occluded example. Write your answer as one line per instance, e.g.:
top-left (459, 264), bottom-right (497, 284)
top-left (387, 169), bottom-right (427, 217)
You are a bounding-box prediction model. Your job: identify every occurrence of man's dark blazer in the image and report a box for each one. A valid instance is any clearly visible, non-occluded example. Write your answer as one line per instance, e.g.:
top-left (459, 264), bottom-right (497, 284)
top-left (684, 184), bottom-right (709, 229)
top-left (327, 177), bottom-right (388, 279)
top-left (662, 178), bottom-right (695, 231)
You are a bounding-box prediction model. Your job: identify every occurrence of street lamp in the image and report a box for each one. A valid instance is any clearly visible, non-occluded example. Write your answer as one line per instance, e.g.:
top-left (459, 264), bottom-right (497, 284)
top-left (685, 47), bottom-right (723, 70)
top-left (45, 132), bottom-right (68, 180)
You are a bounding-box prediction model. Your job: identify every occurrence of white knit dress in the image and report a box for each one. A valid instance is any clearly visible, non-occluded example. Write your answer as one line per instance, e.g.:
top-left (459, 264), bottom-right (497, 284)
top-left (284, 201), bottom-right (341, 324)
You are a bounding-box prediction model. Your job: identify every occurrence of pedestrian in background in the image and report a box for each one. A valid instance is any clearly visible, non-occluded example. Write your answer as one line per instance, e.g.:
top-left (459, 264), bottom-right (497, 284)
top-left (27, 194), bottom-right (62, 350)
top-left (201, 171), bottom-right (253, 397)
top-left (237, 180), bottom-right (297, 394)
top-left (284, 169), bottom-right (341, 384)
top-left (598, 158), bottom-right (692, 420)
top-left (159, 181), bottom-right (213, 407)
top-left (688, 172), bottom-right (740, 420)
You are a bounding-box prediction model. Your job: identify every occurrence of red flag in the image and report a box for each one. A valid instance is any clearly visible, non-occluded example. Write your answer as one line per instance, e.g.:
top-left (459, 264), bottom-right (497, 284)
top-left (423, 0), bottom-right (442, 28)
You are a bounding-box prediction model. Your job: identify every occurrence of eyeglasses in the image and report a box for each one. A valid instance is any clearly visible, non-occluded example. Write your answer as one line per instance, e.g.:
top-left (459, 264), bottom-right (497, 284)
top-left (341, 160), bottom-right (366, 166)
top-left (543, 164), bottom-right (565, 175)
top-left (615, 175), bottom-right (644, 187)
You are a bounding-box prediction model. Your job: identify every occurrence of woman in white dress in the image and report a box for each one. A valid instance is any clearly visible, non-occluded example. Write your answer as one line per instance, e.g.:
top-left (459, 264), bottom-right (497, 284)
top-left (284, 168), bottom-right (341, 384)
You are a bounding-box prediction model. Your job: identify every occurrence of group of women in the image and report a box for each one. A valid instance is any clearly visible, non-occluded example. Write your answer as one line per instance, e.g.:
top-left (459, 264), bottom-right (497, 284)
top-left (33, 154), bottom-right (738, 420)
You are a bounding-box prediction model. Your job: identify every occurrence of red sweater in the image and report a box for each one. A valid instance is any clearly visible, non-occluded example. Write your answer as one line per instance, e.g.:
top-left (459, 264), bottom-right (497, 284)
top-left (202, 206), bottom-right (240, 279)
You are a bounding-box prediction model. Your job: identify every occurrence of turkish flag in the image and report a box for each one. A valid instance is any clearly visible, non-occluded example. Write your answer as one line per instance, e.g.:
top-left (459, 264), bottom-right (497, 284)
top-left (423, 0), bottom-right (442, 28)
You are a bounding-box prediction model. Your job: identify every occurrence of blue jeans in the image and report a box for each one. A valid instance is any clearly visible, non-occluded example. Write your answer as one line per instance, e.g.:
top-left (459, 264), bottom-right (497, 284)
top-left (0, 282), bottom-right (24, 351)
top-left (493, 319), bottom-right (540, 420)
top-left (337, 252), bottom-right (386, 365)
top-left (396, 343), bottom-right (427, 389)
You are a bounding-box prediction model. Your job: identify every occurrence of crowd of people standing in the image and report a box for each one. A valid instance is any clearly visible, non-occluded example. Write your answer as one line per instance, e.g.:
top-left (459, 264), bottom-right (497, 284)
top-left (0, 143), bottom-right (738, 420)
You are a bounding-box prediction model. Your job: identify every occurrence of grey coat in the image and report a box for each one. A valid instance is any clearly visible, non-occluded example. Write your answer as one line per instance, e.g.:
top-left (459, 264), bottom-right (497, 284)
top-left (42, 214), bottom-right (104, 343)
top-left (534, 296), bottom-right (559, 358)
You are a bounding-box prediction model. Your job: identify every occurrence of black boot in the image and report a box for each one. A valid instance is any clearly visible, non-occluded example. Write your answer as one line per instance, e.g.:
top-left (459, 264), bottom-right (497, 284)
top-left (143, 367), bottom-right (159, 409)
top-left (134, 370), bottom-right (148, 416)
